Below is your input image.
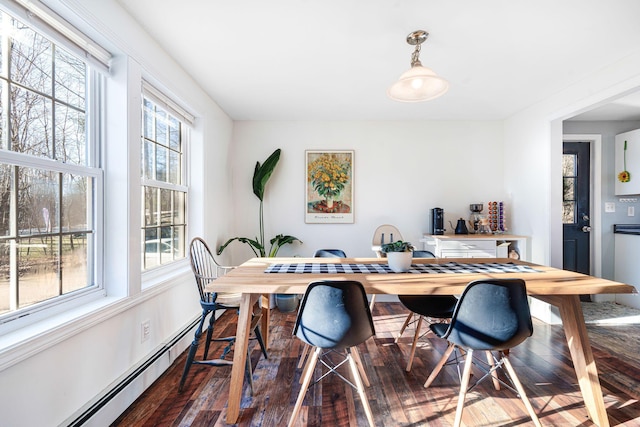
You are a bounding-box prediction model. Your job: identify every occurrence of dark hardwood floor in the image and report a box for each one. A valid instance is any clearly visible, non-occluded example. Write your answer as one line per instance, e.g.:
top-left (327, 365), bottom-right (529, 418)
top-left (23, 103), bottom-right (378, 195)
top-left (112, 302), bottom-right (640, 426)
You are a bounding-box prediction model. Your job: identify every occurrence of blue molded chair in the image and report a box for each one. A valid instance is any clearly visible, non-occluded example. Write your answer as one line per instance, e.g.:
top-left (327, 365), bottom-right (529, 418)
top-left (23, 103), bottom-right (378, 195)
top-left (424, 278), bottom-right (541, 427)
top-left (289, 281), bottom-right (376, 427)
top-left (395, 250), bottom-right (458, 371)
top-left (178, 237), bottom-right (268, 393)
top-left (298, 249), bottom-right (349, 369)
top-left (312, 248), bottom-right (347, 258)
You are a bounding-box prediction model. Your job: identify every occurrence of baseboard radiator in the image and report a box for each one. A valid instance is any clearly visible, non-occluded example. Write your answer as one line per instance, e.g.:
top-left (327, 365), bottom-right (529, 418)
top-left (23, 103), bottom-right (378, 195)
top-left (66, 316), bottom-right (199, 426)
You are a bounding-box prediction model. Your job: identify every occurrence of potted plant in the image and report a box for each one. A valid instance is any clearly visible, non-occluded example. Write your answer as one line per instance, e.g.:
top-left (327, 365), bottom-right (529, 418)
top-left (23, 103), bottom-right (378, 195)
top-left (380, 240), bottom-right (414, 272)
top-left (218, 148), bottom-right (302, 258)
top-left (217, 149), bottom-right (302, 311)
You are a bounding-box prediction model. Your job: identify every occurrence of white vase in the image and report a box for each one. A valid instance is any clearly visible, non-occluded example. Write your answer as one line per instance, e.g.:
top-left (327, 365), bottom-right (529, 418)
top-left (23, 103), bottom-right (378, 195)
top-left (387, 251), bottom-right (412, 273)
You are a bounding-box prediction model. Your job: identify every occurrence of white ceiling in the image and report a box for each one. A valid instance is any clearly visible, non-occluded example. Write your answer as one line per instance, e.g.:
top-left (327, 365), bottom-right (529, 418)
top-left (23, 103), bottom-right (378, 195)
top-left (117, 0), bottom-right (640, 122)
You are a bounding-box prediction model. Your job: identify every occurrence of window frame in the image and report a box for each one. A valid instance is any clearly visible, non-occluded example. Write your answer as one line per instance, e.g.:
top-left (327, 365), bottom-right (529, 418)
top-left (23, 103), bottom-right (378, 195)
top-left (0, 5), bottom-right (106, 328)
top-left (140, 84), bottom-right (190, 277)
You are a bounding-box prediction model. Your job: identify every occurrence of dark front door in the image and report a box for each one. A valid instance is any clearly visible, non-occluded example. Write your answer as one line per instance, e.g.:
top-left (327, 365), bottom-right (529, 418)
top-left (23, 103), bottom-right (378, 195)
top-left (562, 142), bottom-right (591, 289)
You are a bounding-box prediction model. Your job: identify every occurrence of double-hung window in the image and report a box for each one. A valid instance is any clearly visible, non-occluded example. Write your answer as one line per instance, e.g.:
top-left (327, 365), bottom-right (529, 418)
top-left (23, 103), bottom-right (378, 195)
top-left (141, 83), bottom-right (189, 271)
top-left (0, 6), bottom-right (105, 319)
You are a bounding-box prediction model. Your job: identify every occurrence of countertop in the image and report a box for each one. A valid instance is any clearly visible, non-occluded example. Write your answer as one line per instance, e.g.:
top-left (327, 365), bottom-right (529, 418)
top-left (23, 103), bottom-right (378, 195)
top-left (423, 234), bottom-right (527, 240)
top-left (613, 224), bottom-right (640, 235)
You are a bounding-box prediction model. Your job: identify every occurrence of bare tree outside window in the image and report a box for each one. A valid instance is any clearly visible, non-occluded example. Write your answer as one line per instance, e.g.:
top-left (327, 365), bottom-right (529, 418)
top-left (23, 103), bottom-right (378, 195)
top-left (0, 11), bottom-right (96, 316)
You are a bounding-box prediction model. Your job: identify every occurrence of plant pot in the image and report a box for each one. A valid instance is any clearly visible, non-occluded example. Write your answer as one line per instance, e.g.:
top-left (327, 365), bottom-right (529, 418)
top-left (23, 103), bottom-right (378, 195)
top-left (276, 294), bottom-right (299, 312)
top-left (387, 251), bottom-right (412, 273)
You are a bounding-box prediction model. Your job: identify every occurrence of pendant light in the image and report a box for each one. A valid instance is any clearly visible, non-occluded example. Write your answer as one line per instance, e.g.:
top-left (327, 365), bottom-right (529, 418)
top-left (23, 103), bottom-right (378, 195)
top-left (387, 30), bottom-right (449, 102)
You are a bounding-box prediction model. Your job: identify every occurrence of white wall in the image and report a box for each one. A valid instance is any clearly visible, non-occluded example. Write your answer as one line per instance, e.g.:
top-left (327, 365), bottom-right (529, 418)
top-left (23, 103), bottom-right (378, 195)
top-left (0, 1), bottom-right (234, 426)
top-left (504, 51), bottom-right (640, 323)
top-left (563, 120), bottom-right (640, 281)
top-left (506, 51), bottom-right (640, 268)
top-left (226, 121), bottom-right (506, 262)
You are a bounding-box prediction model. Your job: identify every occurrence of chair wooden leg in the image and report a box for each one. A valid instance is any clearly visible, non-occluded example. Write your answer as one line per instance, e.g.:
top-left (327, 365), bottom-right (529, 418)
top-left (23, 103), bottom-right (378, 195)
top-left (486, 350), bottom-right (501, 390)
top-left (347, 348), bottom-right (375, 427)
top-left (299, 345), bottom-right (316, 385)
top-left (395, 312), bottom-right (414, 343)
top-left (297, 343), bottom-right (310, 369)
top-left (453, 348), bottom-right (475, 427)
top-left (203, 311), bottom-right (216, 360)
top-left (253, 323), bottom-right (268, 359)
top-left (369, 294), bottom-right (376, 312)
top-left (501, 353), bottom-right (542, 427)
top-left (179, 310), bottom-right (207, 392)
top-left (424, 343), bottom-right (456, 388)
top-left (406, 315), bottom-right (424, 372)
top-left (350, 346), bottom-right (370, 387)
top-left (245, 350), bottom-right (254, 396)
top-left (289, 347), bottom-right (320, 427)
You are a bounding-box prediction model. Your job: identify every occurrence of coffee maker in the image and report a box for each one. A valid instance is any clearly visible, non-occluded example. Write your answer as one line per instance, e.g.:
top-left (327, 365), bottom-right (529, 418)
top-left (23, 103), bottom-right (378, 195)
top-left (431, 207), bottom-right (445, 235)
top-left (469, 203), bottom-right (483, 234)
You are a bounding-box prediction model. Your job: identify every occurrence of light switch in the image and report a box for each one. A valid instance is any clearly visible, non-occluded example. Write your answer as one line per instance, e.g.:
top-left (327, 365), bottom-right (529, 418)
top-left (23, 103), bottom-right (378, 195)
top-left (628, 206), bottom-right (635, 216)
top-left (605, 202), bottom-right (615, 213)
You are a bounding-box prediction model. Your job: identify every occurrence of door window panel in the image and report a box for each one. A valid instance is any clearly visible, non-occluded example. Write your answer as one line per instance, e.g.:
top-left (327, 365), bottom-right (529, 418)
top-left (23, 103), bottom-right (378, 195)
top-left (563, 154), bottom-right (577, 224)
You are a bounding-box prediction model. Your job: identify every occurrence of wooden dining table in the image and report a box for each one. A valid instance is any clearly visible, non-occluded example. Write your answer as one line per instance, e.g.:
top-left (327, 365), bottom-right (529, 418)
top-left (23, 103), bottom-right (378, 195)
top-left (207, 256), bottom-right (636, 426)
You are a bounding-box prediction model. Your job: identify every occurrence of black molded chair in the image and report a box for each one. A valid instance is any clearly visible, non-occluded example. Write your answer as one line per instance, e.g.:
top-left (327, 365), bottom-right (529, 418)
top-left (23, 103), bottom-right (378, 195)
top-left (289, 281), bottom-right (376, 427)
top-left (178, 237), bottom-right (268, 393)
top-left (424, 278), bottom-right (541, 427)
top-left (298, 248), bottom-right (349, 369)
top-left (395, 250), bottom-right (458, 372)
top-left (312, 248), bottom-right (347, 258)
top-left (411, 249), bottom-right (437, 258)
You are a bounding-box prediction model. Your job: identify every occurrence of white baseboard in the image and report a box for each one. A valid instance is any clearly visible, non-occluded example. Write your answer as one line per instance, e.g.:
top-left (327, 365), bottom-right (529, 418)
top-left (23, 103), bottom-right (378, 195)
top-left (63, 318), bottom-right (197, 427)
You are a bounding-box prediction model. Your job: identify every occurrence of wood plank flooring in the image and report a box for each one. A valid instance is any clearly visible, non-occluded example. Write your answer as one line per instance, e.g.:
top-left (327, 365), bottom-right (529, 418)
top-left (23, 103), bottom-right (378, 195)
top-left (111, 302), bottom-right (640, 426)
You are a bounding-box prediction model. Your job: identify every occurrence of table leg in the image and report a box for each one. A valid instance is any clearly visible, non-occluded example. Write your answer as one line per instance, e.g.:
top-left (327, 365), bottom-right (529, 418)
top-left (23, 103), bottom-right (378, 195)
top-left (537, 295), bottom-right (610, 427)
top-left (226, 292), bottom-right (258, 424)
top-left (261, 294), bottom-right (271, 349)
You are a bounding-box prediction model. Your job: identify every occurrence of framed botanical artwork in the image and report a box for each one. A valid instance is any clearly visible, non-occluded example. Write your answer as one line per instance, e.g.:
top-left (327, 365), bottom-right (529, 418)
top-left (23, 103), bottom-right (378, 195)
top-left (305, 150), bottom-right (354, 223)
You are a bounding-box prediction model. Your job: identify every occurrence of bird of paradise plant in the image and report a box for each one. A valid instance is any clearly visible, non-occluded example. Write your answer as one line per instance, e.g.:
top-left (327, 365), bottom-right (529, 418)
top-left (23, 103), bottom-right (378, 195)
top-left (218, 149), bottom-right (302, 257)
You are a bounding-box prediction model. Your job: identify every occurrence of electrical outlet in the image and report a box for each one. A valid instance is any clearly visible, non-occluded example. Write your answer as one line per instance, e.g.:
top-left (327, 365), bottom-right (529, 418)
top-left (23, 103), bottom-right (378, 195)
top-left (628, 206), bottom-right (635, 217)
top-left (605, 202), bottom-right (615, 213)
top-left (141, 320), bottom-right (150, 342)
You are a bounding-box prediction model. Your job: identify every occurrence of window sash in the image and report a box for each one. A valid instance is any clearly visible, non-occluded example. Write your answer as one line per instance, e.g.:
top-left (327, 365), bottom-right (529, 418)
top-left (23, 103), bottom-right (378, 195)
top-left (0, 7), bottom-right (103, 323)
top-left (140, 88), bottom-right (189, 273)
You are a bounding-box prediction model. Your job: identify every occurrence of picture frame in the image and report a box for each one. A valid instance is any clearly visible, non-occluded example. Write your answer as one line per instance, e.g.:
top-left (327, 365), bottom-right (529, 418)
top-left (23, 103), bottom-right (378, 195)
top-left (305, 150), bottom-right (354, 224)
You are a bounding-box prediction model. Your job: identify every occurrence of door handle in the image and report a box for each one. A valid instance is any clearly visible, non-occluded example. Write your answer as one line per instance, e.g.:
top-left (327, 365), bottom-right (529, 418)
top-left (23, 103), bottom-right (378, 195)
top-left (582, 226), bottom-right (592, 232)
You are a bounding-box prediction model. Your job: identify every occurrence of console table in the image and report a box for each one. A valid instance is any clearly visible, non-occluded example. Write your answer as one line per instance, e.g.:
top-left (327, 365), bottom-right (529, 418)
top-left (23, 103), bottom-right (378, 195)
top-left (422, 234), bottom-right (528, 260)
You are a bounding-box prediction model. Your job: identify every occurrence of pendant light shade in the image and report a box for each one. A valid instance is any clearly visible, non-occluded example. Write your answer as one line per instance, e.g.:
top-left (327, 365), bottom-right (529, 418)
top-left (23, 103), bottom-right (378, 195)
top-left (387, 30), bottom-right (449, 102)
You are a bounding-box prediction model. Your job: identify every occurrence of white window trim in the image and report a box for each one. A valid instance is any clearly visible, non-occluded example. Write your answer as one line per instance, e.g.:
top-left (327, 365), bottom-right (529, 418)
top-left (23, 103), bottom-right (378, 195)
top-left (4, 0), bottom-right (111, 70)
top-left (142, 80), bottom-right (194, 125)
top-left (0, 7), bottom-right (106, 329)
top-left (140, 84), bottom-right (191, 278)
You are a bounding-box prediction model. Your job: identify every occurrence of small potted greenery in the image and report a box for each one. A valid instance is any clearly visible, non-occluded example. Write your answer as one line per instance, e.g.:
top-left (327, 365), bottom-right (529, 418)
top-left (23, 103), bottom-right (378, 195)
top-left (380, 240), bottom-right (414, 272)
